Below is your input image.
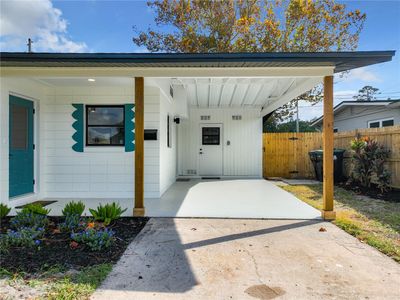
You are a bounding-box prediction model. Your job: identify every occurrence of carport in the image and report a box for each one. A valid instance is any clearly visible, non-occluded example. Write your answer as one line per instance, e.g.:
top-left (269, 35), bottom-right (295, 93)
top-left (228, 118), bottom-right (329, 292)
top-left (1, 51), bottom-right (395, 220)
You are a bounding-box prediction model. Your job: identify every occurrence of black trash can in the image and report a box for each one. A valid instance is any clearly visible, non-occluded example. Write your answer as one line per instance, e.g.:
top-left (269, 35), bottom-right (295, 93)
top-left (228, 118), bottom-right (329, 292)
top-left (308, 149), bottom-right (346, 183)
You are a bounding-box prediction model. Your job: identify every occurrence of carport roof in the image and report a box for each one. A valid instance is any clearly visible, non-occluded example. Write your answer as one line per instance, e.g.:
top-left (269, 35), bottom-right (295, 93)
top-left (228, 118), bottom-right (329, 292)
top-left (0, 51), bottom-right (395, 73)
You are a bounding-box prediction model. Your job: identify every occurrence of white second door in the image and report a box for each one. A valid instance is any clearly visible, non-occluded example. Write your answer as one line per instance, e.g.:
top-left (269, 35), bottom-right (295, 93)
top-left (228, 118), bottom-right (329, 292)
top-left (199, 124), bottom-right (223, 176)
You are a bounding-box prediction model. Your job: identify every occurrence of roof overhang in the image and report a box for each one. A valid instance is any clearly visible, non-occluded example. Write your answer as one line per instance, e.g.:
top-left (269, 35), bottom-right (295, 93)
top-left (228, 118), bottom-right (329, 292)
top-left (0, 51), bottom-right (395, 77)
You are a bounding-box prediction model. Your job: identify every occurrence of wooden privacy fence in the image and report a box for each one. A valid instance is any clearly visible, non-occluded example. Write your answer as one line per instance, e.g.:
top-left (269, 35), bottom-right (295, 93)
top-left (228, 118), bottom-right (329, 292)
top-left (263, 125), bottom-right (400, 188)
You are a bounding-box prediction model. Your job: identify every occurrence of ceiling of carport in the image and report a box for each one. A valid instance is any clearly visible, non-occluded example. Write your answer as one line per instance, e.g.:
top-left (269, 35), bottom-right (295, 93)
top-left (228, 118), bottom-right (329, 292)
top-left (173, 77), bottom-right (316, 110)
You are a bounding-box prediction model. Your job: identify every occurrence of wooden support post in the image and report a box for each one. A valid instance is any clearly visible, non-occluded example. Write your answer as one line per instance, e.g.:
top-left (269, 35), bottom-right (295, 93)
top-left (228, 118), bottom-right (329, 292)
top-left (133, 77), bottom-right (145, 217)
top-left (322, 76), bottom-right (336, 220)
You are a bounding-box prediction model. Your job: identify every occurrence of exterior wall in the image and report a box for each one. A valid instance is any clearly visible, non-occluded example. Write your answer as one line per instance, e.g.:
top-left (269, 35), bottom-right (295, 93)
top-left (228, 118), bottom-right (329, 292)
top-left (0, 78), bottom-right (47, 207)
top-left (159, 92), bottom-right (177, 196)
top-left (0, 78), bottom-right (172, 207)
top-left (316, 105), bottom-right (400, 132)
top-left (178, 108), bottom-right (262, 177)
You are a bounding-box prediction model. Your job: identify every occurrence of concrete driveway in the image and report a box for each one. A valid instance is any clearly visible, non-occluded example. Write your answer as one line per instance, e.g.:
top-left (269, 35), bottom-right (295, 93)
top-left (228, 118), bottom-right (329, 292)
top-left (145, 179), bottom-right (321, 219)
top-left (92, 218), bottom-right (400, 300)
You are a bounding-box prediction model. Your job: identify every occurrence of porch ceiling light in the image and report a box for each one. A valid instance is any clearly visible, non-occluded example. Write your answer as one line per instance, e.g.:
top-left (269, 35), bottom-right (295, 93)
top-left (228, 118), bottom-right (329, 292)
top-left (88, 78), bottom-right (96, 82)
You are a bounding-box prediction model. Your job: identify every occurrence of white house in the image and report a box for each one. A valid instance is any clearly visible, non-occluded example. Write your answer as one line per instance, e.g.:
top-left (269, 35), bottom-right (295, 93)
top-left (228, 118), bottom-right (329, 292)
top-left (311, 100), bottom-right (400, 131)
top-left (0, 51), bottom-right (395, 219)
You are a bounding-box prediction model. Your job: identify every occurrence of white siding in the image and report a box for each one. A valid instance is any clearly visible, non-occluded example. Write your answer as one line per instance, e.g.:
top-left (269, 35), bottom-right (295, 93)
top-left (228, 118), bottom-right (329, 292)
top-left (159, 92), bottom-right (177, 195)
top-left (0, 78), bottom-right (168, 206)
top-left (178, 108), bottom-right (262, 177)
top-left (334, 106), bottom-right (400, 132)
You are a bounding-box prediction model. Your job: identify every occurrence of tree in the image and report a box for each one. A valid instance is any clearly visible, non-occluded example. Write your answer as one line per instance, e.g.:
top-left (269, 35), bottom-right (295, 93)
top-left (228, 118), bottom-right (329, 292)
top-left (263, 119), bottom-right (317, 133)
top-left (353, 85), bottom-right (380, 101)
top-left (133, 0), bottom-right (366, 121)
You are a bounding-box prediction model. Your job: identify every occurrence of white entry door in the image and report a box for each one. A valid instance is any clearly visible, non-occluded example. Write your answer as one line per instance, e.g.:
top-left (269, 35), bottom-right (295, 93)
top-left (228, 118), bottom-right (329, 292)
top-left (199, 124), bottom-right (223, 176)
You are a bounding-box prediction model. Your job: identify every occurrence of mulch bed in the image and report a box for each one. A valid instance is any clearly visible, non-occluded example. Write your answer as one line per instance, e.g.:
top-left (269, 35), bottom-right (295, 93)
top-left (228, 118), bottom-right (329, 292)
top-left (337, 182), bottom-right (400, 203)
top-left (0, 217), bottom-right (149, 274)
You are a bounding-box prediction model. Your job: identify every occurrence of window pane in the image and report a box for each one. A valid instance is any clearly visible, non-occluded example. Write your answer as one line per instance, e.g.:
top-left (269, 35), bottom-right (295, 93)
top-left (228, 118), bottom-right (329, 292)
top-left (382, 120), bottom-right (394, 127)
top-left (11, 105), bottom-right (28, 149)
top-left (87, 107), bottom-right (124, 126)
top-left (202, 127), bottom-right (220, 145)
top-left (88, 127), bottom-right (124, 145)
top-left (369, 121), bottom-right (380, 128)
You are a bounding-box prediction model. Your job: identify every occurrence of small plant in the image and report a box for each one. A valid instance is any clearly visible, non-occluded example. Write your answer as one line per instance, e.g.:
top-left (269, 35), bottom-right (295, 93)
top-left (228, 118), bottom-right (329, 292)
top-left (59, 213), bottom-right (86, 233)
top-left (89, 202), bottom-right (127, 225)
top-left (71, 228), bottom-right (115, 251)
top-left (22, 203), bottom-right (51, 216)
top-left (350, 135), bottom-right (391, 193)
top-left (62, 201), bottom-right (85, 216)
top-left (11, 210), bottom-right (48, 230)
top-left (0, 204), bottom-right (11, 219)
top-left (0, 227), bottom-right (45, 253)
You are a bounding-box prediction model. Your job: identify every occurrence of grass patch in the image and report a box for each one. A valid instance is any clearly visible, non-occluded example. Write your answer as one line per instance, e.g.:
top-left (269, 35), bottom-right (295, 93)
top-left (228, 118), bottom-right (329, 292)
top-left (0, 264), bottom-right (112, 300)
top-left (46, 264), bottom-right (112, 300)
top-left (281, 184), bottom-right (400, 262)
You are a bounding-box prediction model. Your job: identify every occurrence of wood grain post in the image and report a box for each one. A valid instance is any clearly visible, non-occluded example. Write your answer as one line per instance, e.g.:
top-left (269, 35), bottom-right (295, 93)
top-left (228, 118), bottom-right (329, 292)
top-left (322, 76), bottom-right (336, 220)
top-left (133, 77), bottom-right (145, 217)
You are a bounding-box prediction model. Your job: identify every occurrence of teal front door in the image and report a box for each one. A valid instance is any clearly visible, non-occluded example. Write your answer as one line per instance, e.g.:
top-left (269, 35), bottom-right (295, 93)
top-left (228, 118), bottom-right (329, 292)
top-left (9, 95), bottom-right (34, 198)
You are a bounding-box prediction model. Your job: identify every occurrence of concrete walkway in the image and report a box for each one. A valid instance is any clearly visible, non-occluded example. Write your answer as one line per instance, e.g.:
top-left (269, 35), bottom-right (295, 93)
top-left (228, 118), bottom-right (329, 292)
top-left (92, 218), bottom-right (400, 300)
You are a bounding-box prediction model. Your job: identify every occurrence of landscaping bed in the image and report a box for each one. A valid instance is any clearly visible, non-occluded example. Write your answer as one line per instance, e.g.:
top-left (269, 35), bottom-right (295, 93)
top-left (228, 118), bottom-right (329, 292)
top-left (337, 182), bottom-right (400, 203)
top-left (0, 201), bottom-right (148, 299)
top-left (0, 216), bottom-right (148, 273)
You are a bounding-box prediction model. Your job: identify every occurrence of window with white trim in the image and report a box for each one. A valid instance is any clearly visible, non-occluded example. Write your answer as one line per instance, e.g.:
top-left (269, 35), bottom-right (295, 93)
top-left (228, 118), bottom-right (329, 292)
top-left (367, 118), bottom-right (394, 129)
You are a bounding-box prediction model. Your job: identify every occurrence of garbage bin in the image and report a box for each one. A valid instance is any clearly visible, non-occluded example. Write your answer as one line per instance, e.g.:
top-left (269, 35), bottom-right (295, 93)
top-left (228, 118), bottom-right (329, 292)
top-left (308, 149), bottom-right (346, 182)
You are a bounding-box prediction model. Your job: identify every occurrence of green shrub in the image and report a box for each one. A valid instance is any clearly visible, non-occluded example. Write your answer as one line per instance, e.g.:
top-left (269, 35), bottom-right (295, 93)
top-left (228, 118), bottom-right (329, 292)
top-left (59, 213), bottom-right (86, 233)
top-left (71, 228), bottom-right (115, 251)
top-left (350, 136), bottom-right (391, 193)
top-left (11, 210), bottom-right (48, 230)
top-left (0, 227), bottom-right (45, 253)
top-left (22, 203), bottom-right (51, 216)
top-left (62, 201), bottom-right (85, 216)
top-left (0, 204), bottom-right (11, 219)
top-left (89, 202), bottom-right (127, 225)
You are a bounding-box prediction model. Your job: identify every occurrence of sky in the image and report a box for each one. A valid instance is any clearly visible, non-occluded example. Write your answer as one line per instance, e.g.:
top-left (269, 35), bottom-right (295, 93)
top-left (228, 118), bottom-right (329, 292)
top-left (1, 0), bottom-right (399, 121)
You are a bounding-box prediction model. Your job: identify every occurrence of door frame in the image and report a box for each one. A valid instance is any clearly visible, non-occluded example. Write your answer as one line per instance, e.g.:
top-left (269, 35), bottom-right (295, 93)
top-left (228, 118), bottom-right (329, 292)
top-left (198, 123), bottom-right (223, 176)
top-left (8, 92), bottom-right (39, 200)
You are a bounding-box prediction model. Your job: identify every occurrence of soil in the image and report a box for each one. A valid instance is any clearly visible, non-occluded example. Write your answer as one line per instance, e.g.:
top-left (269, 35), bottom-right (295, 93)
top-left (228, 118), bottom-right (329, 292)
top-left (0, 217), bottom-right (149, 274)
top-left (337, 182), bottom-right (400, 203)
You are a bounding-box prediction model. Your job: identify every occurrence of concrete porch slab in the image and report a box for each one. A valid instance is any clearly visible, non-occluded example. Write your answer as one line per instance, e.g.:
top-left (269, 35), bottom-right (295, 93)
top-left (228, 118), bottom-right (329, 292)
top-left (91, 218), bottom-right (400, 300)
top-left (21, 179), bottom-right (319, 219)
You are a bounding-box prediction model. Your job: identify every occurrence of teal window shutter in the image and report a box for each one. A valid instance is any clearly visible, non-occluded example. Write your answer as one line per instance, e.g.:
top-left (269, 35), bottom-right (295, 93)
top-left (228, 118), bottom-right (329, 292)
top-left (72, 104), bottom-right (84, 152)
top-left (125, 104), bottom-right (135, 152)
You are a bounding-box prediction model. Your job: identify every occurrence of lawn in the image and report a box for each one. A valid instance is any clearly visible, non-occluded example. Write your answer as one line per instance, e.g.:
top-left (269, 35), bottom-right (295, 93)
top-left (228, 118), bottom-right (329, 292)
top-left (281, 184), bottom-right (400, 262)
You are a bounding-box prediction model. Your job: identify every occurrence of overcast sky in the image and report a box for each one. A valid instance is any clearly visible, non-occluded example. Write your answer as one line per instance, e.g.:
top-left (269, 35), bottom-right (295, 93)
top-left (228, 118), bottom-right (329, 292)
top-left (1, 0), bottom-right (399, 121)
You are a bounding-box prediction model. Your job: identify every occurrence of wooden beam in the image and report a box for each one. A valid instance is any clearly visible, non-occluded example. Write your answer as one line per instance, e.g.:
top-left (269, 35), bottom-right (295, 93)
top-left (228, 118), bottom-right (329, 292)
top-left (322, 75), bottom-right (336, 220)
top-left (133, 77), bottom-right (145, 217)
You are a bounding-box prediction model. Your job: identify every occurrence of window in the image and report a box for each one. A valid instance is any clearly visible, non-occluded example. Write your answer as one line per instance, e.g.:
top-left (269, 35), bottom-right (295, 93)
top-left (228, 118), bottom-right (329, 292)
top-left (86, 105), bottom-right (125, 146)
top-left (368, 118), bottom-right (394, 129)
top-left (202, 127), bottom-right (220, 145)
top-left (333, 128), bottom-right (338, 133)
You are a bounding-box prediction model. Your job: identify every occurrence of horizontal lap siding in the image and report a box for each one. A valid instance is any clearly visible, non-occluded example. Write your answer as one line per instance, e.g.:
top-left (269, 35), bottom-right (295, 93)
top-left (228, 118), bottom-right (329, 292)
top-left (42, 85), bottom-right (161, 199)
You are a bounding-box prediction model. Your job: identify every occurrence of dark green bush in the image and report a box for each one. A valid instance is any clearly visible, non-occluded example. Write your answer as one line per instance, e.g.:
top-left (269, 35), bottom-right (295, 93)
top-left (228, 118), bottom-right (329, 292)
top-left (0, 204), bottom-right (11, 219)
top-left (89, 202), bottom-right (127, 225)
top-left (22, 203), bottom-right (50, 216)
top-left (62, 201), bottom-right (85, 216)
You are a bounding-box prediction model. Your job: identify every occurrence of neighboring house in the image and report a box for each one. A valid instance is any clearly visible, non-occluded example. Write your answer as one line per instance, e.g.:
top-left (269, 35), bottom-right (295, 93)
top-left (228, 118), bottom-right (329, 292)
top-left (0, 51), bottom-right (395, 218)
top-left (311, 100), bottom-right (400, 132)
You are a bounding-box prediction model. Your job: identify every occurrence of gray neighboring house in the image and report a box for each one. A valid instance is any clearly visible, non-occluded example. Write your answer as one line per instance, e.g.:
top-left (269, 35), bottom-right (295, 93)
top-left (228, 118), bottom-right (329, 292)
top-left (311, 100), bottom-right (400, 132)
